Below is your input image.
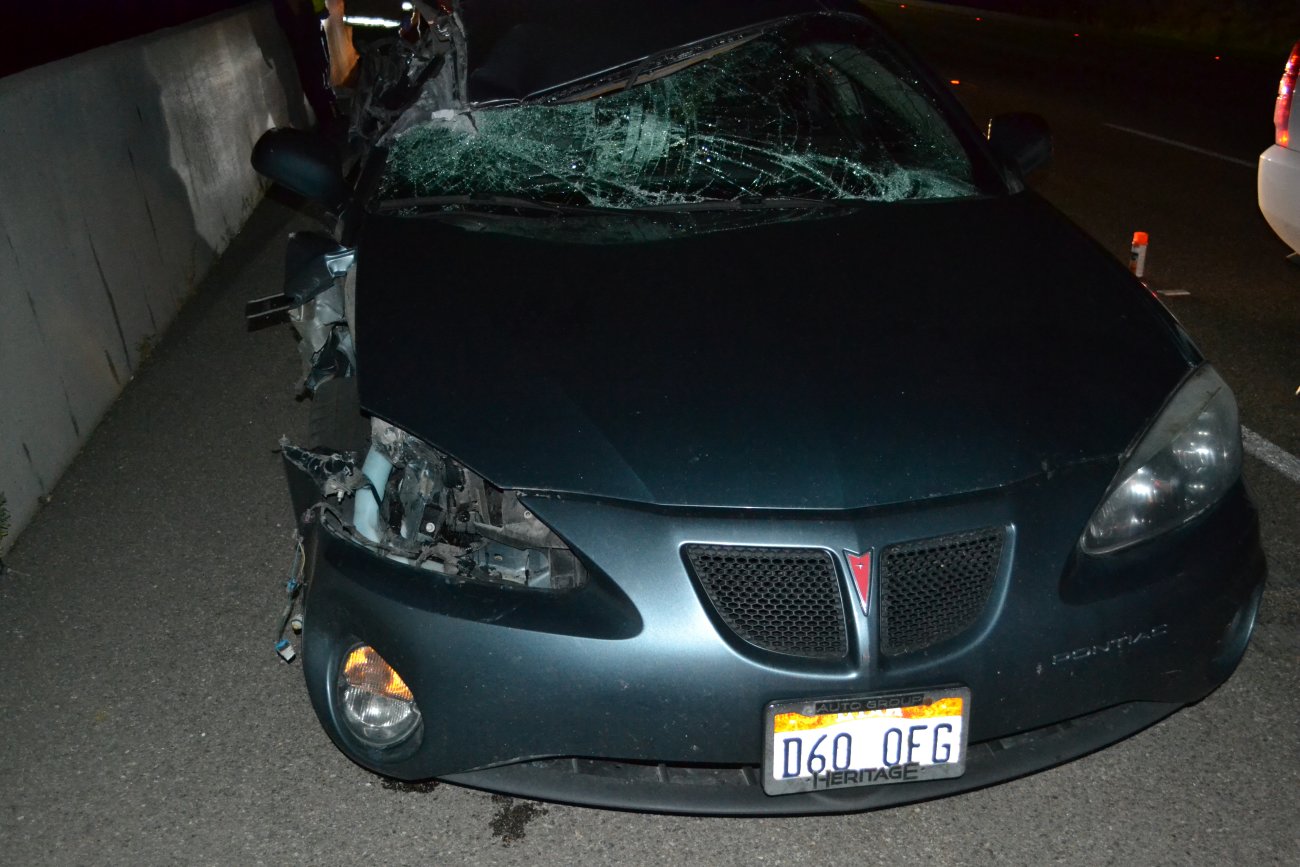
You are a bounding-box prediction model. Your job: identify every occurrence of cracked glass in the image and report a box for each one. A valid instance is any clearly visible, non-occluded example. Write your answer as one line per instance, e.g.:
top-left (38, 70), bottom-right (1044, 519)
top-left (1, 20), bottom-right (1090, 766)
top-left (377, 16), bottom-right (979, 212)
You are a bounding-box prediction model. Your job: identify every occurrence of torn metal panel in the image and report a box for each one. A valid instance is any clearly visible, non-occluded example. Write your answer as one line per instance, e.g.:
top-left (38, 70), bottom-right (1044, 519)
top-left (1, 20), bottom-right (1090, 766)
top-left (285, 254), bottom-right (356, 393)
top-left (346, 29), bottom-right (453, 144)
top-left (245, 230), bottom-right (358, 392)
top-left (377, 20), bottom-right (976, 212)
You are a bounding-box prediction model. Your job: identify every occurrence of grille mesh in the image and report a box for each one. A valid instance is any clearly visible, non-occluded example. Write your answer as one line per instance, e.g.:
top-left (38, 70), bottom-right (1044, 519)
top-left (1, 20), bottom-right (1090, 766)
top-left (683, 545), bottom-right (847, 659)
top-left (879, 528), bottom-right (1005, 656)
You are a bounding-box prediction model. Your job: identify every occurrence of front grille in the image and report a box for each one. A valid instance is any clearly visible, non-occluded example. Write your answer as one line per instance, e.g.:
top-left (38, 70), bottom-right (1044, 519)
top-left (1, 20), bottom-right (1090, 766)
top-left (683, 545), bottom-right (847, 659)
top-left (879, 527), bottom-right (1005, 656)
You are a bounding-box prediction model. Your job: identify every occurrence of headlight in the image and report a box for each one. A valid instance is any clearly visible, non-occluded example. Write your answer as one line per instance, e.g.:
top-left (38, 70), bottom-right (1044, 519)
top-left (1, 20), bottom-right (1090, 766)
top-left (300, 419), bottom-right (587, 590)
top-left (1082, 365), bottom-right (1241, 554)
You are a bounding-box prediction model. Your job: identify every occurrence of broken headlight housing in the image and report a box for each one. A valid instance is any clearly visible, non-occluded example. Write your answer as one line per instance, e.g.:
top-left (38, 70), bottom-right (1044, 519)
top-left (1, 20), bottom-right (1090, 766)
top-left (304, 421), bottom-right (586, 590)
top-left (1082, 365), bottom-right (1242, 554)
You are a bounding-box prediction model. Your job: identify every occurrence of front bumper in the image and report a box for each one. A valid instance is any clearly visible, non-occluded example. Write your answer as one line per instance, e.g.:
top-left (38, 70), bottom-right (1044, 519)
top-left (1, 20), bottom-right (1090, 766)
top-left (441, 700), bottom-right (1183, 814)
top-left (289, 460), bottom-right (1264, 814)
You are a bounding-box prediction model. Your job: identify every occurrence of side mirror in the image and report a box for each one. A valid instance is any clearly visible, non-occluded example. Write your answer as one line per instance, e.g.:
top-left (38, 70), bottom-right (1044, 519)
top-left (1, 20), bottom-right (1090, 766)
top-left (986, 113), bottom-right (1052, 177)
top-left (252, 128), bottom-right (348, 206)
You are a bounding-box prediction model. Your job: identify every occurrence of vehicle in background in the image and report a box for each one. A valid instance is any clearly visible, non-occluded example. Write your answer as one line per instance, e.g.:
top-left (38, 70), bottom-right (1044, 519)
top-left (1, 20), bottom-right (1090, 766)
top-left (1258, 40), bottom-right (1300, 258)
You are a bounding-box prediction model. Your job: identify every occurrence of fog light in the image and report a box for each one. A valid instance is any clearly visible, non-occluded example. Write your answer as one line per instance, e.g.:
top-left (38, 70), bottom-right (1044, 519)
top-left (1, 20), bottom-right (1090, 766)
top-left (338, 645), bottom-right (421, 748)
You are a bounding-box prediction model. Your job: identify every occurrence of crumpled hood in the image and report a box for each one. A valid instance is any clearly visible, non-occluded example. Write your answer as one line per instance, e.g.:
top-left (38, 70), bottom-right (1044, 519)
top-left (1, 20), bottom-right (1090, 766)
top-left (355, 195), bottom-right (1195, 509)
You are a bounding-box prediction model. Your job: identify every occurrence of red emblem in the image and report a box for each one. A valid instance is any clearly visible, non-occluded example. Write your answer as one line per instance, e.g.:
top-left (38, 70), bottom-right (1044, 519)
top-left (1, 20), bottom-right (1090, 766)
top-left (846, 550), bottom-right (872, 614)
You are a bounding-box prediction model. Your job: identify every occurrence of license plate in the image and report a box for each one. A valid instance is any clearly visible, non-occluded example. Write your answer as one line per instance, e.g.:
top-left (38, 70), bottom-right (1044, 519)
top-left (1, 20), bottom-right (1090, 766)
top-left (762, 686), bottom-right (969, 795)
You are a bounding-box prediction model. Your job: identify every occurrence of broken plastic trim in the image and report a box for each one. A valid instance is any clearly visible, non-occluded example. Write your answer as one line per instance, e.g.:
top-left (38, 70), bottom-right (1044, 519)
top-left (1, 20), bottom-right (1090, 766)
top-left (242, 233), bottom-right (353, 328)
top-left (282, 425), bottom-right (587, 592)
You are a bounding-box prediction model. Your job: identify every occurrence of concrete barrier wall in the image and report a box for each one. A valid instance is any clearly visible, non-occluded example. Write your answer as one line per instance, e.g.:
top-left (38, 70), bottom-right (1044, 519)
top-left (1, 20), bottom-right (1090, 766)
top-left (0, 3), bottom-right (308, 553)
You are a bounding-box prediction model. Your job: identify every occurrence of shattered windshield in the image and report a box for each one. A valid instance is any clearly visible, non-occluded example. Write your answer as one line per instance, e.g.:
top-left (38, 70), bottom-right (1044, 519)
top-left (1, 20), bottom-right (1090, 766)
top-left (376, 15), bottom-right (980, 210)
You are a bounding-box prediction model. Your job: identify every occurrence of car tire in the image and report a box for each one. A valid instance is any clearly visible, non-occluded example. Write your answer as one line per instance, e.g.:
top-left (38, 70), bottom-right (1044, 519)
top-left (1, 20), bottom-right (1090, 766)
top-left (309, 376), bottom-right (370, 453)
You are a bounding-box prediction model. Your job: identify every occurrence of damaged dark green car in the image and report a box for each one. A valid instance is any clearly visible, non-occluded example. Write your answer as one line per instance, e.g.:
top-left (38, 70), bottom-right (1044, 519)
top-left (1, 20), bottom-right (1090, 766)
top-left (248, 0), bottom-right (1265, 814)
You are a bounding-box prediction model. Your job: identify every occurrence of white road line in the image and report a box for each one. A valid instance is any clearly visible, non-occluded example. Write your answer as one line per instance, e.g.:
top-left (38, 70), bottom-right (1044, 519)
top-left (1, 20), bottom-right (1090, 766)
top-left (1103, 124), bottom-right (1257, 169)
top-left (1243, 427), bottom-right (1300, 485)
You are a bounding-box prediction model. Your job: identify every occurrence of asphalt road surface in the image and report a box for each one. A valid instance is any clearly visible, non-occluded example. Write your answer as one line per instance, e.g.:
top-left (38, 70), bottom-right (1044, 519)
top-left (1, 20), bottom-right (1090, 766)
top-left (2, 3), bottom-right (1297, 864)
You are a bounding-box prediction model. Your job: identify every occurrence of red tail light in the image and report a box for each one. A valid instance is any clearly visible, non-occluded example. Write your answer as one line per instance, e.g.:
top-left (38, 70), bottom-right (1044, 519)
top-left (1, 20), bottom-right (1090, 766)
top-left (1276, 42), bottom-right (1299, 148)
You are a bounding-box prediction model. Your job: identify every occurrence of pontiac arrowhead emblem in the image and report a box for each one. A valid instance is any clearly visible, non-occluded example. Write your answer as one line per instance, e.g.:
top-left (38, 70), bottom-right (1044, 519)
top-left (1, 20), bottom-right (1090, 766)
top-left (845, 550), bottom-right (872, 614)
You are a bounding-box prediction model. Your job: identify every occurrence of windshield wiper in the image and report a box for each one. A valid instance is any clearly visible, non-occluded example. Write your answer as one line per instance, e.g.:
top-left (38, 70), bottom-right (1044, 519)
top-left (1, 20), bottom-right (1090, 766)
top-left (378, 194), bottom-right (841, 216)
top-left (376, 195), bottom-right (621, 215)
top-left (623, 196), bottom-right (839, 213)
top-left (377, 194), bottom-right (845, 216)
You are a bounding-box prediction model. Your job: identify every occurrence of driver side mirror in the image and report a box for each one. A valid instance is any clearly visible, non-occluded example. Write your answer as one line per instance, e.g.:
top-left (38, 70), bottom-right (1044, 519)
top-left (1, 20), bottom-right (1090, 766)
top-left (986, 113), bottom-right (1052, 177)
top-left (252, 128), bottom-right (348, 206)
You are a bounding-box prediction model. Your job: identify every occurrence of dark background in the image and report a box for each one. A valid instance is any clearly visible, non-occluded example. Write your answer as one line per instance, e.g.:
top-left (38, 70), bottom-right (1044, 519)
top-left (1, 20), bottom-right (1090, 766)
top-left (5, 1), bottom-right (255, 78)
top-left (916, 0), bottom-right (1299, 54)
top-left (8, 1), bottom-right (1298, 80)
top-left (10, 0), bottom-right (1300, 79)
